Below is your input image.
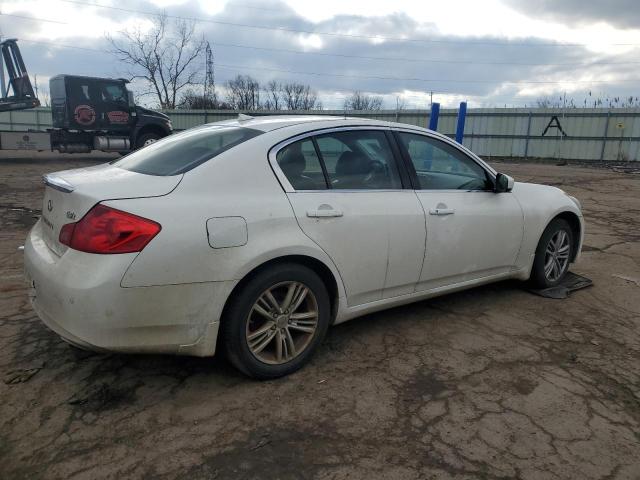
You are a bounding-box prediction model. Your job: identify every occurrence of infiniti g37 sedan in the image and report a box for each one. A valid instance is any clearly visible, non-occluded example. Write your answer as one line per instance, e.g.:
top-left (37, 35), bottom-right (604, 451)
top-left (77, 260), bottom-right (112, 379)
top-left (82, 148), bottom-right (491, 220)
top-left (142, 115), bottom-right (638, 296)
top-left (24, 116), bottom-right (583, 378)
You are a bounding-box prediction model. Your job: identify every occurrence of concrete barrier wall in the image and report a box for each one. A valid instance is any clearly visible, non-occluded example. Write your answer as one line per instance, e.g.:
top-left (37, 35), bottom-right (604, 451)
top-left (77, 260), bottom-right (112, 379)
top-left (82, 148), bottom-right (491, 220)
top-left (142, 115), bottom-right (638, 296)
top-left (2, 107), bottom-right (639, 161)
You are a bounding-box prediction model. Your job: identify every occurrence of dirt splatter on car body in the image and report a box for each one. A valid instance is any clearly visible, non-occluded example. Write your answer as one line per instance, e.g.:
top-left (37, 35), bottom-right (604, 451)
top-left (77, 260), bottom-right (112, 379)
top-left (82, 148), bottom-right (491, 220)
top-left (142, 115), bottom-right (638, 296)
top-left (1, 153), bottom-right (638, 479)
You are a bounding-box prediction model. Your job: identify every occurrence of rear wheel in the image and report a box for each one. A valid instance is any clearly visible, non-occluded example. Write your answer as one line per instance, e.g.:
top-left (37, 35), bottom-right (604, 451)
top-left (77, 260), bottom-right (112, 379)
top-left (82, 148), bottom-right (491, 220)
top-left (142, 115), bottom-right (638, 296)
top-left (222, 264), bottom-right (330, 379)
top-left (135, 132), bottom-right (161, 149)
top-left (530, 218), bottom-right (574, 288)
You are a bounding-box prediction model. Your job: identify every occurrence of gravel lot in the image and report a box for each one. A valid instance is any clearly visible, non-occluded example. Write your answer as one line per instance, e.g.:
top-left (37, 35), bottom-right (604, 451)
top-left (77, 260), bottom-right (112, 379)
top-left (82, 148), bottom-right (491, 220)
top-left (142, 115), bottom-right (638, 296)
top-left (1, 153), bottom-right (639, 480)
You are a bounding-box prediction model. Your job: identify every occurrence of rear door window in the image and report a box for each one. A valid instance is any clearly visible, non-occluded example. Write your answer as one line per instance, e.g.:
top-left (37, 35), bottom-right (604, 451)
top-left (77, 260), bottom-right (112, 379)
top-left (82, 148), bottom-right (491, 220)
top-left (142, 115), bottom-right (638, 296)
top-left (114, 126), bottom-right (262, 176)
top-left (276, 139), bottom-right (327, 190)
top-left (314, 130), bottom-right (402, 190)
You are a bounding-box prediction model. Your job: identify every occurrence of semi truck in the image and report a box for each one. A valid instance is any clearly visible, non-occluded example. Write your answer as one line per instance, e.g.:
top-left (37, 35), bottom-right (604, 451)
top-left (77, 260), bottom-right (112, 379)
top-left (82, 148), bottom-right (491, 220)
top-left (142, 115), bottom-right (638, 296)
top-left (0, 39), bottom-right (172, 153)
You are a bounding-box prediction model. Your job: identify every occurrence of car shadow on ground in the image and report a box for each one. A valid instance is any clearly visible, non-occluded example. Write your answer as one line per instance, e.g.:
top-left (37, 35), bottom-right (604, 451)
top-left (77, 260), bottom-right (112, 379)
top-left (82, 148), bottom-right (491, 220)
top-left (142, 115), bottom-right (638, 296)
top-left (11, 278), bottom-right (527, 407)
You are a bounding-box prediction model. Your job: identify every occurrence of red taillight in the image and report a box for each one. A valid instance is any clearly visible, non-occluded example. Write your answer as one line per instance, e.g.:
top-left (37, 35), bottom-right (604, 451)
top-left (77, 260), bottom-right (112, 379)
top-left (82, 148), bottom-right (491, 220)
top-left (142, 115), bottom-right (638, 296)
top-left (59, 204), bottom-right (161, 254)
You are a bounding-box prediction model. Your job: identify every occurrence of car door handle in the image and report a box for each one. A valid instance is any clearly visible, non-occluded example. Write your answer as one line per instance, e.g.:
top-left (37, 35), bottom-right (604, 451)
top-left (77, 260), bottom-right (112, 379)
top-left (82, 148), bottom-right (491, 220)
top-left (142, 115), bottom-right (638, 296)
top-left (429, 208), bottom-right (455, 216)
top-left (307, 205), bottom-right (343, 218)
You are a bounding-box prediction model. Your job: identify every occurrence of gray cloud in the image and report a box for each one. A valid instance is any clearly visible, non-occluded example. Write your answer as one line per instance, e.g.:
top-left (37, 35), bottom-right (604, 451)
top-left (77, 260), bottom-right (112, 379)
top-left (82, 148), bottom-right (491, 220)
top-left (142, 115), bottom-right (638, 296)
top-left (3, 0), bottom-right (639, 108)
top-left (504, 0), bottom-right (640, 29)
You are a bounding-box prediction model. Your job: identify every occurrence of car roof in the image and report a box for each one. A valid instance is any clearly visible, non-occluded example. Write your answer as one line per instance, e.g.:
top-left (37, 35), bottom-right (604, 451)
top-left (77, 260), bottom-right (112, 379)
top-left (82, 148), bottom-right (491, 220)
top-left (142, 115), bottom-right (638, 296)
top-left (207, 114), bottom-right (412, 133)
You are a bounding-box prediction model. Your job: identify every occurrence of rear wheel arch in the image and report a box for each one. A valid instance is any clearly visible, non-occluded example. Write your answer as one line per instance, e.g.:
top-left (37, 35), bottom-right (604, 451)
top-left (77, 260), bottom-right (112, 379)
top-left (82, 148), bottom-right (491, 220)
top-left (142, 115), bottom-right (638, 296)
top-left (221, 255), bottom-right (340, 328)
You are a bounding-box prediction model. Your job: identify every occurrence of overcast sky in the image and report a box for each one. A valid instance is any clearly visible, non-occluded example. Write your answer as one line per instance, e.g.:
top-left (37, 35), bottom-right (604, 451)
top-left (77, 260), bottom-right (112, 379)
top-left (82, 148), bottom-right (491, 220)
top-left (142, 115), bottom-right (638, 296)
top-left (2, 0), bottom-right (640, 109)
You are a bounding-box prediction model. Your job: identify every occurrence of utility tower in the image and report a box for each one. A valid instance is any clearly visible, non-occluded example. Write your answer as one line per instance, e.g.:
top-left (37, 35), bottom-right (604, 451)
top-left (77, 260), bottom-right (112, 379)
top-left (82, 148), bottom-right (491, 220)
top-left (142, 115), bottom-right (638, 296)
top-left (204, 42), bottom-right (215, 107)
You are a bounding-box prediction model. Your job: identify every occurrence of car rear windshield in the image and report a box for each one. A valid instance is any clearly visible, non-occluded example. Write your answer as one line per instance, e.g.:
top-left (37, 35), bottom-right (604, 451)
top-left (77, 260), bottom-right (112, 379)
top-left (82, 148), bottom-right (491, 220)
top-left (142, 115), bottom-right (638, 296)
top-left (113, 126), bottom-right (263, 176)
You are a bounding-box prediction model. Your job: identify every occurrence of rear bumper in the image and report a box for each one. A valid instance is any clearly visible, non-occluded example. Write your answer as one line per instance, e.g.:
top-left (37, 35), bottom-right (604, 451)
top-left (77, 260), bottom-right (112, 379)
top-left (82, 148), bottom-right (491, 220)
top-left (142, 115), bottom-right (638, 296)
top-left (24, 220), bottom-right (234, 357)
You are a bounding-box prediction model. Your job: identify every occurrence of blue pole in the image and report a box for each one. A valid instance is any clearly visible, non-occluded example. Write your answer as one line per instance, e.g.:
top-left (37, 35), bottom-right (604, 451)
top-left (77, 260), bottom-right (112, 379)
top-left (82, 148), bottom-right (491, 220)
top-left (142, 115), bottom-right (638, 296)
top-left (455, 101), bottom-right (467, 144)
top-left (428, 102), bottom-right (440, 131)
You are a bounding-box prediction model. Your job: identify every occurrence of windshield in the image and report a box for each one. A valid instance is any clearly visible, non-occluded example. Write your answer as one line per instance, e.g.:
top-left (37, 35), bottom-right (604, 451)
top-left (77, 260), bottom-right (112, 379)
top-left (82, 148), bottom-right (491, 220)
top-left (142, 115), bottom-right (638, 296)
top-left (114, 126), bottom-right (263, 176)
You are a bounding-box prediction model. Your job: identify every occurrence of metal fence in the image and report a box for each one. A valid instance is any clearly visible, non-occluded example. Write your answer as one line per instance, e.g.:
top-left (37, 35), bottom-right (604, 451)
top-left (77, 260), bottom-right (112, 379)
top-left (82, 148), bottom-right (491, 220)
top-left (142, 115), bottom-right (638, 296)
top-left (2, 107), bottom-right (639, 161)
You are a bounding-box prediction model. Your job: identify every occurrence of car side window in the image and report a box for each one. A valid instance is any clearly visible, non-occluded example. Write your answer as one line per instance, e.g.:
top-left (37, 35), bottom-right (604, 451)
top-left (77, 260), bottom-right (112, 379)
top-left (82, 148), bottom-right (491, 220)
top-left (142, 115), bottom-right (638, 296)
top-left (314, 130), bottom-right (402, 190)
top-left (276, 139), bottom-right (327, 190)
top-left (67, 79), bottom-right (92, 101)
top-left (102, 83), bottom-right (127, 103)
top-left (115, 126), bottom-right (262, 176)
top-left (397, 132), bottom-right (491, 191)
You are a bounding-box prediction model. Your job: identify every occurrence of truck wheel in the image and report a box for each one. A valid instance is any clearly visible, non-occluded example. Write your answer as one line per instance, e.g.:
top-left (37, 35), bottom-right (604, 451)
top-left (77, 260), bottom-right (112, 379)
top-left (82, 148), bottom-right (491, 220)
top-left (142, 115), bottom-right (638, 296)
top-left (135, 132), bottom-right (161, 149)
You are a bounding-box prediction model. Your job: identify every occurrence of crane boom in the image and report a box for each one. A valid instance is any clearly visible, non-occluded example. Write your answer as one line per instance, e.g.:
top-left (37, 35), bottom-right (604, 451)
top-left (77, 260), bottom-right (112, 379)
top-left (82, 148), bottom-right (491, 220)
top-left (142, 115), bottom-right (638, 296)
top-left (0, 39), bottom-right (40, 112)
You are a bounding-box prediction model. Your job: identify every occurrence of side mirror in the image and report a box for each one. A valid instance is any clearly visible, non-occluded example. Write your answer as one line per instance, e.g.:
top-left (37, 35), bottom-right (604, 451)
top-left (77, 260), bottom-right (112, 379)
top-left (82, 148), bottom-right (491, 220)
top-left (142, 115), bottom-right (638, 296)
top-left (494, 173), bottom-right (514, 193)
top-left (127, 90), bottom-right (135, 108)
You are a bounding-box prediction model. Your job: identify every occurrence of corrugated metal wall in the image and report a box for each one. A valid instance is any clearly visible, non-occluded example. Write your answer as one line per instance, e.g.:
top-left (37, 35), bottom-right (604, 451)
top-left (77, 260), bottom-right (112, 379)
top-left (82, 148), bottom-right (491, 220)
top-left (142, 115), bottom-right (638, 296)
top-left (2, 107), bottom-right (639, 161)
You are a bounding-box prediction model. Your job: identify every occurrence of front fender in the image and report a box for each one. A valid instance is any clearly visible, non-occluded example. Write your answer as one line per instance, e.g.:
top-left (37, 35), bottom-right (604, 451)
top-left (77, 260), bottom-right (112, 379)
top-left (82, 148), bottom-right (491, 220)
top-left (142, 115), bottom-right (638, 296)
top-left (511, 182), bottom-right (584, 274)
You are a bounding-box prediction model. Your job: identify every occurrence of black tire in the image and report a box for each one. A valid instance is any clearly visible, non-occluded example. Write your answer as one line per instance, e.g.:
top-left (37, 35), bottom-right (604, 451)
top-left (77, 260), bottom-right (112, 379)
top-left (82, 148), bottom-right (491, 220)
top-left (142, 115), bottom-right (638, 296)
top-left (530, 218), bottom-right (574, 289)
top-left (135, 132), bottom-right (161, 149)
top-left (221, 263), bottom-right (330, 379)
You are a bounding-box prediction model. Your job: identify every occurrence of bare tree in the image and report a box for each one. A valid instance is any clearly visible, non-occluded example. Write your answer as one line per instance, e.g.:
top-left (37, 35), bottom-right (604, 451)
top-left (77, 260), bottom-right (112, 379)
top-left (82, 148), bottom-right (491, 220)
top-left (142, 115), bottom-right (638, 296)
top-left (107, 14), bottom-right (206, 109)
top-left (225, 75), bottom-right (261, 110)
top-left (344, 91), bottom-right (383, 111)
top-left (262, 81), bottom-right (321, 110)
top-left (178, 88), bottom-right (231, 109)
top-left (263, 80), bottom-right (282, 110)
top-left (536, 97), bottom-right (559, 108)
top-left (39, 91), bottom-right (51, 108)
top-left (536, 96), bottom-right (567, 108)
top-left (281, 82), bottom-right (321, 110)
top-left (33, 75), bottom-right (51, 107)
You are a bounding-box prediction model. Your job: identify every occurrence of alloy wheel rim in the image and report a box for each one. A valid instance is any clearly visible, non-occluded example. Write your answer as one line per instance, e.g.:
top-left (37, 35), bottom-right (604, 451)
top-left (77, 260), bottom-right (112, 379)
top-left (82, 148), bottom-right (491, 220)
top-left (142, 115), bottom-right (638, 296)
top-left (245, 281), bottom-right (319, 365)
top-left (143, 138), bottom-right (157, 146)
top-left (544, 230), bottom-right (570, 282)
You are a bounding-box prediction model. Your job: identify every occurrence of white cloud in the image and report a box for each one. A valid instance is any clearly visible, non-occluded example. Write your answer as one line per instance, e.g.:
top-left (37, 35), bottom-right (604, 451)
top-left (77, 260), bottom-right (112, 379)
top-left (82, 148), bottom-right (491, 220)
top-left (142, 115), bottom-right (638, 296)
top-left (2, 0), bottom-right (639, 108)
top-left (285, 0), bottom-right (640, 54)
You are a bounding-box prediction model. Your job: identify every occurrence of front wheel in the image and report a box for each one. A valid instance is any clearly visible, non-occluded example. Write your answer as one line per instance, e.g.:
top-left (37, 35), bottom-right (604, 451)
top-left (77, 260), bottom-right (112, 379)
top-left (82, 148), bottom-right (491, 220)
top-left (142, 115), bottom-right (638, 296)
top-left (221, 264), bottom-right (330, 379)
top-left (530, 218), bottom-right (574, 288)
top-left (135, 132), bottom-right (161, 149)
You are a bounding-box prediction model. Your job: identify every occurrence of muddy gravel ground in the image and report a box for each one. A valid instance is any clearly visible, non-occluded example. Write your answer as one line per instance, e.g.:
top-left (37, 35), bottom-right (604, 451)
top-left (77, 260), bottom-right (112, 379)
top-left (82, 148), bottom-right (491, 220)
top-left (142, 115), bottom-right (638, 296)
top-left (1, 154), bottom-right (639, 480)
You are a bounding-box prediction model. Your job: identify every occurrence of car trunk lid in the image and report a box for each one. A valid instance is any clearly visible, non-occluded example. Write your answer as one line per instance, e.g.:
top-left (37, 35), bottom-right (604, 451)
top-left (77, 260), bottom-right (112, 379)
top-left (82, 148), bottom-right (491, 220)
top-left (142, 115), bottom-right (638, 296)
top-left (41, 163), bottom-right (181, 256)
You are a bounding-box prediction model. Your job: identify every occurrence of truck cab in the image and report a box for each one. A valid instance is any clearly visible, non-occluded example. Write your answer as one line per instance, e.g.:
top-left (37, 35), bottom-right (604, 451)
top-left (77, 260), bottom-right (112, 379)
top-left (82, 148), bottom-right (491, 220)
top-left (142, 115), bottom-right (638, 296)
top-left (49, 75), bottom-right (172, 152)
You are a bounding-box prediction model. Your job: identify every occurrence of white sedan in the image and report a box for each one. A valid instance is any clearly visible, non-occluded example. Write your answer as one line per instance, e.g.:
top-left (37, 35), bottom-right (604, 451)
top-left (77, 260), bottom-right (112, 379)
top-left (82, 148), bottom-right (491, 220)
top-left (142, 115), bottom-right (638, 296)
top-left (24, 116), bottom-right (583, 378)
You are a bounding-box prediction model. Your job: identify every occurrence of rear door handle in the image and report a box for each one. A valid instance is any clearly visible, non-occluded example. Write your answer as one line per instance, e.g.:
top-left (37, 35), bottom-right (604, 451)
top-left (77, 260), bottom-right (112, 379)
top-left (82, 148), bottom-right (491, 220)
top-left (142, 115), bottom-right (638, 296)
top-left (307, 209), bottom-right (343, 218)
top-left (429, 208), bottom-right (455, 216)
top-left (307, 205), bottom-right (343, 218)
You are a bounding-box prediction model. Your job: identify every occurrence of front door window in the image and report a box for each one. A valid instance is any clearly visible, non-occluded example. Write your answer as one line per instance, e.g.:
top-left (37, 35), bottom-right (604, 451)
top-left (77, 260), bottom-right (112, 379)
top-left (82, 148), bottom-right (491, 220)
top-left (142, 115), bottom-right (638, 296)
top-left (397, 132), bottom-right (491, 191)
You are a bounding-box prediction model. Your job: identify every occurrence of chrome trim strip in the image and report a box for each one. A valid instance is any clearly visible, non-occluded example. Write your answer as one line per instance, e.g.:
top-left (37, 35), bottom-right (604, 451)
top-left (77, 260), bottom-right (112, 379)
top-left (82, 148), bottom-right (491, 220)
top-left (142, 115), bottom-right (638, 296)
top-left (43, 174), bottom-right (75, 193)
top-left (268, 126), bottom-right (395, 193)
top-left (267, 124), bottom-right (497, 194)
top-left (291, 189), bottom-right (410, 194)
top-left (390, 126), bottom-right (498, 176)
